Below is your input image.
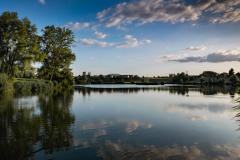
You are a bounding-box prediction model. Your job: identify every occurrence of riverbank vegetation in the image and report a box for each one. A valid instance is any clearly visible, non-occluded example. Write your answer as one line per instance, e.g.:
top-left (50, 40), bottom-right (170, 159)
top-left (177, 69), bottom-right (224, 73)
top-left (75, 68), bottom-right (240, 86)
top-left (0, 12), bottom-right (75, 94)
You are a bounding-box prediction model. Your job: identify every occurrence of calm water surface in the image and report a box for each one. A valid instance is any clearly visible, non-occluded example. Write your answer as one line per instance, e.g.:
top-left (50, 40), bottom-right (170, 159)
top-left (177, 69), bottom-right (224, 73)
top-left (1, 85), bottom-right (240, 160)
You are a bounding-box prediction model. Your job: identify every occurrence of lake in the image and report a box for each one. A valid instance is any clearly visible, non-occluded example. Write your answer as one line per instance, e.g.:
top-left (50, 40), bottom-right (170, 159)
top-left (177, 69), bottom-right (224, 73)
top-left (1, 85), bottom-right (240, 160)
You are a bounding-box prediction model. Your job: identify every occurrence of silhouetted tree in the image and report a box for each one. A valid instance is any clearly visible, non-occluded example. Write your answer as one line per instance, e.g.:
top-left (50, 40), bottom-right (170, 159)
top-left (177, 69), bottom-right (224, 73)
top-left (229, 68), bottom-right (235, 77)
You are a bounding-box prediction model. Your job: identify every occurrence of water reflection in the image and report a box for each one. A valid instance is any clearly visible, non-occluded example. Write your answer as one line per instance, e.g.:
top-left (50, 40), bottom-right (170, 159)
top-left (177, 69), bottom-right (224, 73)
top-left (0, 93), bottom-right (41, 160)
top-left (72, 118), bottom-right (240, 160)
top-left (0, 93), bottom-right (74, 160)
top-left (233, 97), bottom-right (240, 130)
top-left (72, 86), bottom-right (240, 160)
top-left (0, 86), bottom-right (240, 160)
top-left (76, 85), bottom-right (237, 97)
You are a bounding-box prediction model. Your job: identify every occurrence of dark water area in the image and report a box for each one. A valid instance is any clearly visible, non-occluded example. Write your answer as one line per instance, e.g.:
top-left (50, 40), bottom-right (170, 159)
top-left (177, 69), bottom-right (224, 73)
top-left (1, 85), bottom-right (240, 160)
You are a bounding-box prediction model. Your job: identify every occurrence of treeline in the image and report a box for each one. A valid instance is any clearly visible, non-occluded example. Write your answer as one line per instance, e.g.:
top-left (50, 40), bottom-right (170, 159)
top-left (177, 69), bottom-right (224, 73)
top-left (0, 12), bottom-right (75, 93)
top-left (170, 68), bottom-right (239, 85)
top-left (75, 74), bottom-right (144, 84)
top-left (75, 68), bottom-right (240, 86)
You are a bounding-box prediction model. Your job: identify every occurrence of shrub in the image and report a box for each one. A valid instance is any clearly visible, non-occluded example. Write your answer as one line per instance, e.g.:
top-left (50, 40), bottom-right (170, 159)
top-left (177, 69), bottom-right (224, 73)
top-left (0, 73), bottom-right (13, 93)
top-left (14, 78), bottom-right (53, 95)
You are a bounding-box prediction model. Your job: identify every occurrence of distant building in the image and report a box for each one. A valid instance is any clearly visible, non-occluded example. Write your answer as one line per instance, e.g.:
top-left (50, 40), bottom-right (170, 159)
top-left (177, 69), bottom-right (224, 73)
top-left (107, 74), bottom-right (121, 78)
top-left (82, 72), bottom-right (86, 77)
top-left (106, 74), bottom-right (135, 79)
top-left (87, 72), bottom-right (91, 77)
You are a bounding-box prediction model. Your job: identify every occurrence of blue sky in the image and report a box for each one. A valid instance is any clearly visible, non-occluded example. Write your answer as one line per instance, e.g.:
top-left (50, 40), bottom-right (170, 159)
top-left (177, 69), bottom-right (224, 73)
top-left (1, 0), bottom-right (240, 76)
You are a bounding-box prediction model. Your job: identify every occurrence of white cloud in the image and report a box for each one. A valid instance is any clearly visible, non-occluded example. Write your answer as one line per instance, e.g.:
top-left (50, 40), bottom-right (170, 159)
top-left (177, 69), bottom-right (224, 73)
top-left (64, 22), bottom-right (91, 31)
top-left (97, 0), bottom-right (240, 27)
top-left (95, 31), bottom-right (107, 39)
top-left (143, 39), bottom-right (152, 44)
top-left (117, 35), bottom-right (139, 48)
top-left (80, 35), bottom-right (151, 49)
top-left (185, 46), bottom-right (207, 51)
top-left (117, 35), bottom-right (151, 48)
top-left (188, 115), bottom-right (208, 121)
top-left (80, 38), bottom-right (114, 48)
top-left (38, 0), bottom-right (45, 5)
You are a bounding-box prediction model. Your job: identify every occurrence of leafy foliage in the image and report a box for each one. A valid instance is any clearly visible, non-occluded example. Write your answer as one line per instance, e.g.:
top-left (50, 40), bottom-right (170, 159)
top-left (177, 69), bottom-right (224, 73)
top-left (0, 73), bottom-right (13, 93)
top-left (13, 78), bottom-right (53, 95)
top-left (38, 26), bottom-right (76, 87)
top-left (0, 12), bottom-right (76, 93)
top-left (0, 12), bottom-right (41, 77)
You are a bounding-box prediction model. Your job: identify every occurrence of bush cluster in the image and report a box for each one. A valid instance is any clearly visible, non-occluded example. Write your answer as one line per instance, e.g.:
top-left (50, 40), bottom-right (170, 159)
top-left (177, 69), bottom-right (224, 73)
top-left (0, 73), bottom-right (13, 93)
top-left (14, 78), bottom-right (53, 95)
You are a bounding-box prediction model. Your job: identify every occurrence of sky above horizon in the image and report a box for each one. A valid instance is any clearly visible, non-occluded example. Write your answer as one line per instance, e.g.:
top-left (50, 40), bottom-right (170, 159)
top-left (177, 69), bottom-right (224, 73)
top-left (1, 0), bottom-right (240, 76)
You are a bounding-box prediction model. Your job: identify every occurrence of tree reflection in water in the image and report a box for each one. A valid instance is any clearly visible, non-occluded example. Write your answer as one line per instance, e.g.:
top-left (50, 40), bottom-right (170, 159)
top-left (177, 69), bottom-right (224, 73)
top-left (39, 93), bottom-right (74, 154)
top-left (0, 86), bottom-right (239, 160)
top-left (0, 92), bottom-right (74, 160)
top-left (76, 85), bottom-right (237, 97)
top-left (0, 92), bottom-right (41, 160)
top-left (234, 90), bottom-right (240, 131)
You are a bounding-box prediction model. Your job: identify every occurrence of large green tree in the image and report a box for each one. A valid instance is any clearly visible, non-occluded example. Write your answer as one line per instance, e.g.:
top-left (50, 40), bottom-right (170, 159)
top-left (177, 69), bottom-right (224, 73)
top-left (0, 12), bottom-right (41, 77)
top-left (38, 26), bottom-right (76, 86)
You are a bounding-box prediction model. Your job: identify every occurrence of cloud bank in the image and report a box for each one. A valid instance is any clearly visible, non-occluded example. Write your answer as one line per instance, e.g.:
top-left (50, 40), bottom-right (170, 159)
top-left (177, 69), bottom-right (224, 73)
top-left (80, 35), bottom-right (151, 48)
top-left (168, 50), bottom-right (240, 63)
top-left (97, 0), bottom-right (240, 27)
top-left (80, 38), bottom-right (114, 48)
